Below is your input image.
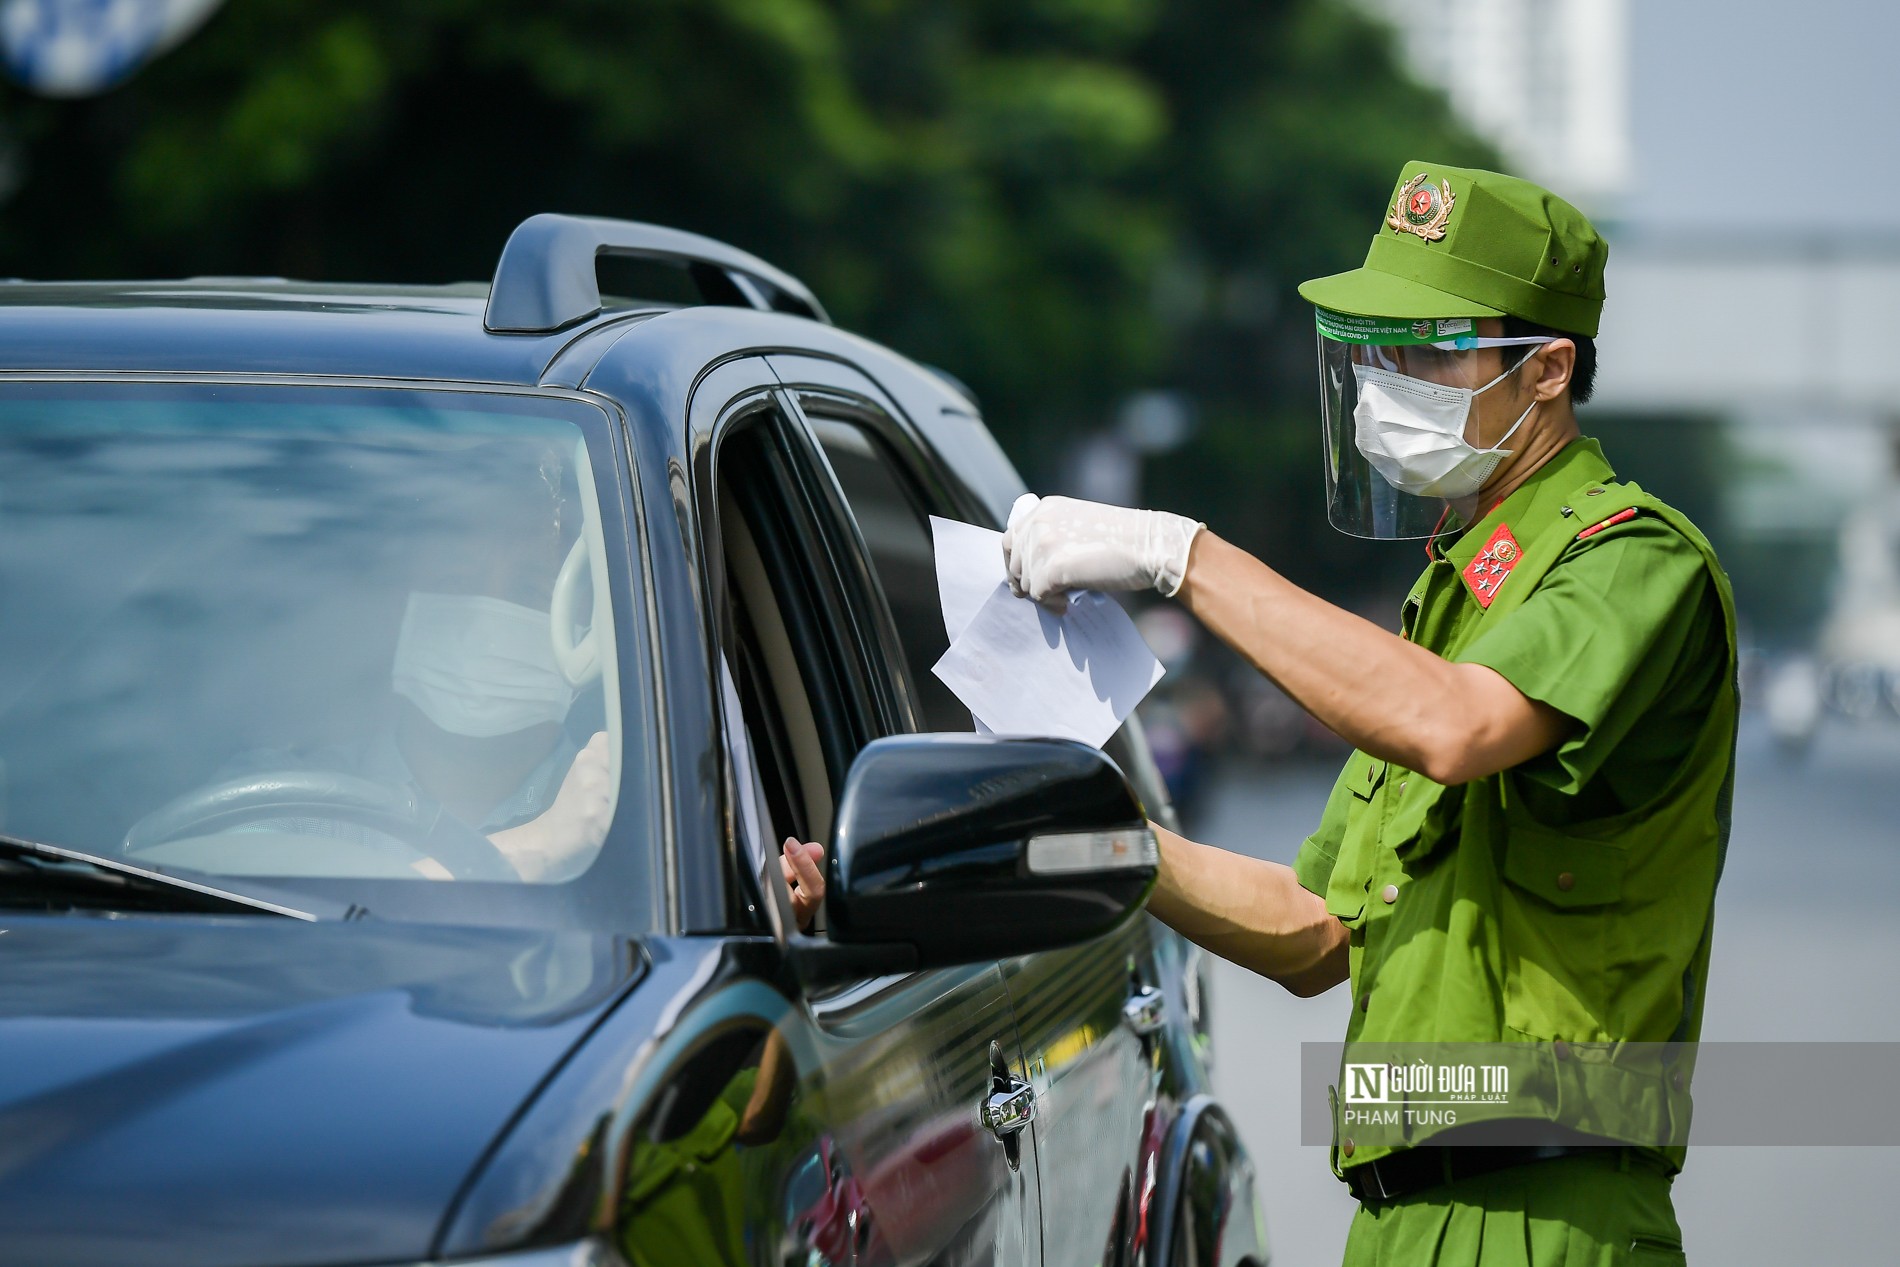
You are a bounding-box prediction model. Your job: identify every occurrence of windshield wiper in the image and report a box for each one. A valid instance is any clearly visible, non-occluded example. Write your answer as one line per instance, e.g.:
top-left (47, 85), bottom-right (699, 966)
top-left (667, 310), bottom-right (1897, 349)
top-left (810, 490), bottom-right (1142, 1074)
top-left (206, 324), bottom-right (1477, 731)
top-left (0, 833), bottom-right (320, 920)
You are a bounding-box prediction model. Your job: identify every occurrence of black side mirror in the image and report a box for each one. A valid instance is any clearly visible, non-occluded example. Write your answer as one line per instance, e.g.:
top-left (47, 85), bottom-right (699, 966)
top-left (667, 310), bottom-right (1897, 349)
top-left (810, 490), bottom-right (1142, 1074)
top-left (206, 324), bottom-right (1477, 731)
top-left (787, 733), bottom-right (1157, 987)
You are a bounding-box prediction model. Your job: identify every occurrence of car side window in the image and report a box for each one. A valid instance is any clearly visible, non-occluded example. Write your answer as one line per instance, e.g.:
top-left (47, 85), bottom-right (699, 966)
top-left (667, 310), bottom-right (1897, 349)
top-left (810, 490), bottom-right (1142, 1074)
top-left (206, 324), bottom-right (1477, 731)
top-left (710, 400), bottom-right (919, 841)
top-left (719, 423), bottom-right (842, 848)
top-left (803, 412), bottom-right (977, 735)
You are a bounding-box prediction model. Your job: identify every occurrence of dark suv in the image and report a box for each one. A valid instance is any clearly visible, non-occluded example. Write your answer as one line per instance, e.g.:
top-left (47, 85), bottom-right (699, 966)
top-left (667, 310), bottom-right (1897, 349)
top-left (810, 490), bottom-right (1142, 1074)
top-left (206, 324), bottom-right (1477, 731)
top-left (0, 215), bottom-right (1267, 1267)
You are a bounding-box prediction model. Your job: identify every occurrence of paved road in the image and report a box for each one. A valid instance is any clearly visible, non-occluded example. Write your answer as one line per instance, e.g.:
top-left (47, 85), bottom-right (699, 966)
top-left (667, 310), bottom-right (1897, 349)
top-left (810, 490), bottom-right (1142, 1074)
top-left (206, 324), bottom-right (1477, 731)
top-left (1190, 715), bottom-right (1900, 1266)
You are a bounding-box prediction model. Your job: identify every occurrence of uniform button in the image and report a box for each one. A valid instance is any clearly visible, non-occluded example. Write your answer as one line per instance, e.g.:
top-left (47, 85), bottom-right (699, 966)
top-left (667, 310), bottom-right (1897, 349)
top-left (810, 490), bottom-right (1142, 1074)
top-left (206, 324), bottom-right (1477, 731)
top-left (1553, 1039), bottom-right (1571, 1060)
top-left (1381, 883), bottom-right (1399, 904)
top-left (1398, 780), bottom-right (1408, 794)
top-left (1670, 1069), bottom-right (1685, 1092)
top-left (1342, 1138), bottom-right (1356, 1158)
top-left (1556, 871), bottom-right (1576, 892)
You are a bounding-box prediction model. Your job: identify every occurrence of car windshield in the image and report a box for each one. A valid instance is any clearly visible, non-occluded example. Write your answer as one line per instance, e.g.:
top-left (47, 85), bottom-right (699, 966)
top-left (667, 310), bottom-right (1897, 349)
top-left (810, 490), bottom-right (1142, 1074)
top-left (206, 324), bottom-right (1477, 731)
top-left (0, 382), bottom-right (655, 931)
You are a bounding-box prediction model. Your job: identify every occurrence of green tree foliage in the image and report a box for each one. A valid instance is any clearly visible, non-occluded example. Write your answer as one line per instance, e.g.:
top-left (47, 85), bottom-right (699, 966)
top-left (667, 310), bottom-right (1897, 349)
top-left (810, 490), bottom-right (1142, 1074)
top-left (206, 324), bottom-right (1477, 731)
top-left (0, 0), bottom-right (1494, 594)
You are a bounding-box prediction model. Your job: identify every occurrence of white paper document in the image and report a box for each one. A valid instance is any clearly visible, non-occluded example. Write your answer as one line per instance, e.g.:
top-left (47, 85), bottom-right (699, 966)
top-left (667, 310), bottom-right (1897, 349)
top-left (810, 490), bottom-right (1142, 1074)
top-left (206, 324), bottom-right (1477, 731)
top-left (930, 514), bottom-right (1009, 643)
top-left (928, 515), bottom-right (1164, 748)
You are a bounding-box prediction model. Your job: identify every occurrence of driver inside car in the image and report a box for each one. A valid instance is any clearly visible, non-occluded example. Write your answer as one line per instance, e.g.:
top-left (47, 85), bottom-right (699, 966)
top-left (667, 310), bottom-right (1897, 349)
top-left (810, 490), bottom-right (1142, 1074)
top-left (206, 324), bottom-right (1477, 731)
top-left (194, 439), bottom-right (613, 883)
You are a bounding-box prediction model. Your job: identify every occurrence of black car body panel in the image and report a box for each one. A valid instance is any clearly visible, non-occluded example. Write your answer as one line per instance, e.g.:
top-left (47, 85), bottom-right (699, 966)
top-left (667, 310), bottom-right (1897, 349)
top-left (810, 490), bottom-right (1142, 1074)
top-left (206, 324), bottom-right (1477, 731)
top-left (0, 218), bottom-right (1265, 1267)
top-left (0, 915), bottom-right (638, 1267)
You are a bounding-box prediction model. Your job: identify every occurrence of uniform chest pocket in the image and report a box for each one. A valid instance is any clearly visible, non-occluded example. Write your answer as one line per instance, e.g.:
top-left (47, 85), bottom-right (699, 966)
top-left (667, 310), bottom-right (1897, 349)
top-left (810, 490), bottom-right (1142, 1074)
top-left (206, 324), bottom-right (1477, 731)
top-left (1499, 824), bottom-right (1628, 907)
top-left (1348, 753), bottom-right (1387, 801)
top-left (1322, 753), bottom-right (1387, 924)
top-left (1497, 822), bottom-right (1631, 1041)
top-left (1323, 871), bottom-right (1371, 924)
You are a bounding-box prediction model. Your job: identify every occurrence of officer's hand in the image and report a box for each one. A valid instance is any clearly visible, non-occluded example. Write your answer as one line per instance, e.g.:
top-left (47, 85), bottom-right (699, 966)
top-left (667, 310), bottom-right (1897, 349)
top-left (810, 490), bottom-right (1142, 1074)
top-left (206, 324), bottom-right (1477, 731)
top-left (780, 837), bottom-right (825, 932)
top-left (1001, 494), bottom-right (1203, 608)
top-left (490, 731), bottom-right (613, 882)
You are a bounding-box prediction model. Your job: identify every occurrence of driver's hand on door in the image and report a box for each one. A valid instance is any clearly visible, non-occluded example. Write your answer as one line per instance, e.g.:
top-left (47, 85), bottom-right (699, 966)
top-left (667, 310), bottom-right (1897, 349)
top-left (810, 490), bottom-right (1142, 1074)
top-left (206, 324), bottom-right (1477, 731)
top-left (490, 731), bottom-right (613, 881)
top-left (781, 837), bottom-right (826, 932)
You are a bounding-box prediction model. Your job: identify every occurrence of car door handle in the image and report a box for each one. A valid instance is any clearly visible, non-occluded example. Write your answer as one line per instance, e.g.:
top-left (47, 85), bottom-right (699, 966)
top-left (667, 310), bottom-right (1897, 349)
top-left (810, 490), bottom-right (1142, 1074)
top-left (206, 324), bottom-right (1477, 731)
top-left (979, 1037), bottom-right (1034, 1175)
top-left (981, 1078), bottom-right (1037, 1138)
top-left (982, 1037), bottom-right (1037, 1147)
top-left (1122, 984), bottom-right (1167, 1037)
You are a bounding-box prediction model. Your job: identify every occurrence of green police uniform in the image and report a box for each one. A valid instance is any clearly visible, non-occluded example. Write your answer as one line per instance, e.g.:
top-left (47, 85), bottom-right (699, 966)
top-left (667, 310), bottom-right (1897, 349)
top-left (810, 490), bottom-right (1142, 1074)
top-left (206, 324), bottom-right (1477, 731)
top-left (1293, 165), bottom-right (1740, 1266)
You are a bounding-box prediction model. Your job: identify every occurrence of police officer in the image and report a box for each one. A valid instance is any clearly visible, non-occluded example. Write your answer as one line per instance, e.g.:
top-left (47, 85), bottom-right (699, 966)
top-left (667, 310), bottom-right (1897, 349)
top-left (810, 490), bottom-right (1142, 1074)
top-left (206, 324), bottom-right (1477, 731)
top-left (1002, 162), bottom-right (1734, 1265)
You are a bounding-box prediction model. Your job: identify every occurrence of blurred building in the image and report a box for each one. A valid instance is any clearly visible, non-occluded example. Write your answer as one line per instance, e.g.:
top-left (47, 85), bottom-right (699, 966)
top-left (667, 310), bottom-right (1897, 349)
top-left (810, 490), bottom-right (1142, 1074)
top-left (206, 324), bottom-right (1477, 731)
top-left (1357, 0), bottom-right (1631, 209)
top-left (1595, 235), bottom-right (1900, 652)
top-left (1357, 0), bottom-right (1900, 683)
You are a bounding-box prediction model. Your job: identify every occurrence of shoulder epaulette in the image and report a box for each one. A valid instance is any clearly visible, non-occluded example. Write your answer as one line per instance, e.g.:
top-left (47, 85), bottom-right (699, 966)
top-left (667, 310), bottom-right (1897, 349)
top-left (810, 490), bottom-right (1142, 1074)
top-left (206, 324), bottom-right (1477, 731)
top-left (1575, 505), bottom-right (1642, 540)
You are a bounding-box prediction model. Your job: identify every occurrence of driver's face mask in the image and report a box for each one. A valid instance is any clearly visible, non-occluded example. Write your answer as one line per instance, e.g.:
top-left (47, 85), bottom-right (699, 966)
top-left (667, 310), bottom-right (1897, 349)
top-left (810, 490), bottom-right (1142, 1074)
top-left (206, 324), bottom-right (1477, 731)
top-left (1350, 344), bottom-right (1547, 501)
top-left (391, 592), bottom-right (576, 737)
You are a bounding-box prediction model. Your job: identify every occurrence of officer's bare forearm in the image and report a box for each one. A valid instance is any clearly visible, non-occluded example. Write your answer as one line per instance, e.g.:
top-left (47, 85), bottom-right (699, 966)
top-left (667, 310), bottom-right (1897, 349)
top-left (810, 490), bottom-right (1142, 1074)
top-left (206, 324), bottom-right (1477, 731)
top-left (1147, 824), bottom-right (1348, 996)
top-left (1176, 532), bottom-right (1569, 785)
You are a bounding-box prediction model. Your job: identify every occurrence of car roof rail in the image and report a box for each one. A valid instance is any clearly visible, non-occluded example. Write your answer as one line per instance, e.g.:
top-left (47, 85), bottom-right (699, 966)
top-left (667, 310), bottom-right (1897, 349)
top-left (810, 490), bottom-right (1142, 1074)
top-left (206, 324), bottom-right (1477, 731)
top-left (484, 213), bottom-right (830, 334)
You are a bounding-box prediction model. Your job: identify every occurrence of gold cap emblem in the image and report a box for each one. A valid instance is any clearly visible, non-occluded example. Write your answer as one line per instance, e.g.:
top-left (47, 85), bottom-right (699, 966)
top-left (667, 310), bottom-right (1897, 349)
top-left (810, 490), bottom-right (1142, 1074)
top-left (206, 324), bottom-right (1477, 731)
top-left (1387, 173), bottom-right (1456, 241)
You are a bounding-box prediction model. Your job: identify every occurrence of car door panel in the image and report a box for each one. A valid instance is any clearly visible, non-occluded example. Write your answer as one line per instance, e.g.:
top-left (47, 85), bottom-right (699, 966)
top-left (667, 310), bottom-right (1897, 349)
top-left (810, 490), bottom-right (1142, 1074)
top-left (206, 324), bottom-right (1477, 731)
top-left (807, 966), bottom-right (1039, 1267)
top-left (1003, 914), bottom-right (1160, 1267)
top-left (769, 356), bottom-right (1179, 1266)
top-left (773, 360), bottom-right (1175, 1267)
top-left (684, 360), bottom-right (1040, 1265)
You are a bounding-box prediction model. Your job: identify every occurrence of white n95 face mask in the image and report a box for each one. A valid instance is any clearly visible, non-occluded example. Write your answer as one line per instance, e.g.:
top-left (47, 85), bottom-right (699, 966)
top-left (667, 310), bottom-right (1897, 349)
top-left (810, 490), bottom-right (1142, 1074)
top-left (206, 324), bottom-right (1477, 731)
top-left (1350, 348), bottom-right (1541, 501)
top-left (391, 592), bottom-right (576, 737)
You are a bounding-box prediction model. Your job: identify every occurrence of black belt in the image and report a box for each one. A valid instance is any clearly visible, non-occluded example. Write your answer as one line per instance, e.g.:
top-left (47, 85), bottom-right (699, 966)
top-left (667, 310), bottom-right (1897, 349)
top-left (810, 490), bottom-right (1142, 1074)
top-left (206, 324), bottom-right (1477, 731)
top-left (1344, 1143), bottom-right (1621, 1204)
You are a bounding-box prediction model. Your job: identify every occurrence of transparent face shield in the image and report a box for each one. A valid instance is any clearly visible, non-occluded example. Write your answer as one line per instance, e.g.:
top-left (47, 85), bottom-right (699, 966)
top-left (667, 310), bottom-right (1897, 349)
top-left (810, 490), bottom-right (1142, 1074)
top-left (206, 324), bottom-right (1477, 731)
top-left (1314, 309), bottom-right (1551, 539)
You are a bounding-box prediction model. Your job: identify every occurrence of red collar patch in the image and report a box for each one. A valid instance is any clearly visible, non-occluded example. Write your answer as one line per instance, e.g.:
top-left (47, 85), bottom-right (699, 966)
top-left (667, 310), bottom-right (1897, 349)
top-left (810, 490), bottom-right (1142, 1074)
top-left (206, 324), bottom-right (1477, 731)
top-left (1461, 523), bottom-right (1522, 609)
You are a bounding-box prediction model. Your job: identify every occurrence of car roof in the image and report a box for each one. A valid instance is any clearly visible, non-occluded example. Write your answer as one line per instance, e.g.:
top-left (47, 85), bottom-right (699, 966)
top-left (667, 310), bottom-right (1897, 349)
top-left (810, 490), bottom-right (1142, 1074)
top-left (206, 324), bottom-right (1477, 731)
top-left (0, 214), bottom-right (834, 386)
top-left (0, 279), bottom-right (669, 384)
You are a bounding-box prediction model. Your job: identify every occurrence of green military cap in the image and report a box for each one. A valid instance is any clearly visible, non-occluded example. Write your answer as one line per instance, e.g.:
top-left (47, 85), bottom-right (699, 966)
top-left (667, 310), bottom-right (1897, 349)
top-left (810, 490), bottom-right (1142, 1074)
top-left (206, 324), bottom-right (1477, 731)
top-left (1298, 161), bottom-right (1609, 337)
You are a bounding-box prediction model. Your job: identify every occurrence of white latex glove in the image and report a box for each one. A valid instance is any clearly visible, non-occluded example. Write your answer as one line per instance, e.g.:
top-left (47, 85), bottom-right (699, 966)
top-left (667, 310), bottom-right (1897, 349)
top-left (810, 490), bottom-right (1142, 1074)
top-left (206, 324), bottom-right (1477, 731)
top-left (1000, 493), bottom-right (1203, 606)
